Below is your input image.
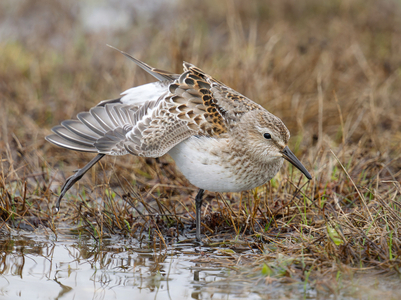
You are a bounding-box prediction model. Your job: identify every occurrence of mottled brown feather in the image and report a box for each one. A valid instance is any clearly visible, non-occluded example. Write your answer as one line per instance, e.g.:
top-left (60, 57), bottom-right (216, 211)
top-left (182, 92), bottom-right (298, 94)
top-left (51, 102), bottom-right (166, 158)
top-left (47, 60), bottom-right (268, 158)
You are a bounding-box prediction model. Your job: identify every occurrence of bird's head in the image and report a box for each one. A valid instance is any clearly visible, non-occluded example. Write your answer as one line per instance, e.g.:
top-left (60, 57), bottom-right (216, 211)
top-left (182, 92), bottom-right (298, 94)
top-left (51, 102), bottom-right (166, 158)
top-left (238, 110), bottom-right (312, 180)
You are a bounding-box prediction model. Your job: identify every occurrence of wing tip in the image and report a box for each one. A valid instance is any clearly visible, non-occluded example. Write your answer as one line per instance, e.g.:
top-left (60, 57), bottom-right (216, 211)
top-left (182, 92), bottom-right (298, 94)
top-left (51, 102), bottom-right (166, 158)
top-left (46, 134), bottom-right (98, 152)
top-left (97, 97), bottom-right (122, 107)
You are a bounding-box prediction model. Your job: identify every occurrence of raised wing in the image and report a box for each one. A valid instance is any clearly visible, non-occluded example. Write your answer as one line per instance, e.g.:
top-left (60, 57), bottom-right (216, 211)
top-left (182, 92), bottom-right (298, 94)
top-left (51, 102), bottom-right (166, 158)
top-left (183, 63), bottom-right (263, 116)
top-left (46, 56), bottom-right (264, 158)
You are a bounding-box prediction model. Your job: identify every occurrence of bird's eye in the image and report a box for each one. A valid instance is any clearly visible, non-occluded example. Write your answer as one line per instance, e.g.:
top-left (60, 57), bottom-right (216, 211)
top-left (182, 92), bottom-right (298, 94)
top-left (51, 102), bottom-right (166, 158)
top-left (264, 133), bottom-right (272, 139)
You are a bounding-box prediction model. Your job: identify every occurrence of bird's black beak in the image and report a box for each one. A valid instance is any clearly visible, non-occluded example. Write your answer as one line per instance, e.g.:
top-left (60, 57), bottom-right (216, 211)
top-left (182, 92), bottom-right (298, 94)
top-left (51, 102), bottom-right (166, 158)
top-left (281, 146), bottom-right (312, 180)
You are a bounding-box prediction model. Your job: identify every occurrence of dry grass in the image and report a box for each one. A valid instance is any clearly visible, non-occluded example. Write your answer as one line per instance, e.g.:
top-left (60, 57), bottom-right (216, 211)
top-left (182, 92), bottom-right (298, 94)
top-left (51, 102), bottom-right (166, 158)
top-left (1, 0), bottom-right (401, 291)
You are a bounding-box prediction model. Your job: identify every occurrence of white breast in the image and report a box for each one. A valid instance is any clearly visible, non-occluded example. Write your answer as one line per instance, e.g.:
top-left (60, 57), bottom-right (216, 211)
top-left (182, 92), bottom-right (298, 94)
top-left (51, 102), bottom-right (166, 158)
top-left (168, 136), bottom-right (279, 192)
top-left (168, 136), bottom-right (238, 192)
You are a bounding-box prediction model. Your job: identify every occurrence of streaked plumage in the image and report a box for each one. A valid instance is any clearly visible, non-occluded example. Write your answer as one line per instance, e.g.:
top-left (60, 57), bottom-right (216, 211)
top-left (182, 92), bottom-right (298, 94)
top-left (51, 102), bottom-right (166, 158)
top-left (46, 47), bottom-right (312, 241)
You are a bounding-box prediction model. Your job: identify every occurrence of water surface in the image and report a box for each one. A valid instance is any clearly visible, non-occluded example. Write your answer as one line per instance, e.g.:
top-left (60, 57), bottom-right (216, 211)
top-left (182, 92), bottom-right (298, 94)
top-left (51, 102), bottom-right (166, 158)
top-left (2, 232), bottom-right (401, 300)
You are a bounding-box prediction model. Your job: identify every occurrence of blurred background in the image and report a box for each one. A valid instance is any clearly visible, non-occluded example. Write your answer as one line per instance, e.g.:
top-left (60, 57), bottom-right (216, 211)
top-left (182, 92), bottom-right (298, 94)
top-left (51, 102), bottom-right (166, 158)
top-left (0, 0), bottom-right (400, 208)
top-left (1, 2), bottom-right (401, 297)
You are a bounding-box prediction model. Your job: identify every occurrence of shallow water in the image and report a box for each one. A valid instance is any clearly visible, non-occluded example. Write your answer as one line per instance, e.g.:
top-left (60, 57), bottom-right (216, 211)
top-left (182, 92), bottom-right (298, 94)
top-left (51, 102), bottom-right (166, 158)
top-left (2, 231), bottom-right (401, 300)
top-left (0, 232), bottom-right (260, 300)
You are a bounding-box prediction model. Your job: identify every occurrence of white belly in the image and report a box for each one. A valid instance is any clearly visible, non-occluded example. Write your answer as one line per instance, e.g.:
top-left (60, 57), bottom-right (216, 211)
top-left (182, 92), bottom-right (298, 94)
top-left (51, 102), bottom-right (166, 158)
top-left (168, 136), bottom-right (238, 192)
top-left (168, 136), bottom-right (282, 192)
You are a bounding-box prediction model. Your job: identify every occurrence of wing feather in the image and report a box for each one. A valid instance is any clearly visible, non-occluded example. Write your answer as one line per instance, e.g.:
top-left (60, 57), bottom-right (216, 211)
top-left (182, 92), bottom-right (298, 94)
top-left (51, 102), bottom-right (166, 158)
top-left (107, 45), bottom-right (179, 81)
top-left (47, 54), bottom-right (262, 159)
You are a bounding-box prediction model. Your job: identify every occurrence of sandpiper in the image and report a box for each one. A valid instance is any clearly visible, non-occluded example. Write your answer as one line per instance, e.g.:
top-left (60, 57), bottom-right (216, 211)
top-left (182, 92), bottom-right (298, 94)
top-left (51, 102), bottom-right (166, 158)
top-left (46, 47), bottom-right (312, 241)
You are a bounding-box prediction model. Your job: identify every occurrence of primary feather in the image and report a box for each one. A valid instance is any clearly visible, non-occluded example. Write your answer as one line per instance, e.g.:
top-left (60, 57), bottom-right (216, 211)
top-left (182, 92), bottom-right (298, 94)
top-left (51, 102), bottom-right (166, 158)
top-left (46, 53), bottom-right (262, 158)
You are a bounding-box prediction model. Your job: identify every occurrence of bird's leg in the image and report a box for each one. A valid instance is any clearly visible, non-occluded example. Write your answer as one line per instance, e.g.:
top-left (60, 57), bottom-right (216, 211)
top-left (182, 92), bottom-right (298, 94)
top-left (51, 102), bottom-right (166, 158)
top-left (195, 189), bottom-right (205, 241)
top-left (55, 154), bottom-right (105, 211)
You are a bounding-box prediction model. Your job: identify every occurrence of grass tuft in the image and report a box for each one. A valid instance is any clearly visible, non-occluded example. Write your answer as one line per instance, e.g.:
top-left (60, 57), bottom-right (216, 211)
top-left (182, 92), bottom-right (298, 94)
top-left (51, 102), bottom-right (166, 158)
top-left (1, 0), bottom-right (401, 292)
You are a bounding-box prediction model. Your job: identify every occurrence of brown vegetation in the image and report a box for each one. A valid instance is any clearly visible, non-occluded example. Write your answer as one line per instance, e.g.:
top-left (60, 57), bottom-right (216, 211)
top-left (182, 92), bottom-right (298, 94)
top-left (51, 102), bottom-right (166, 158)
top-left (1, 0), bottom-right (401, 291)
